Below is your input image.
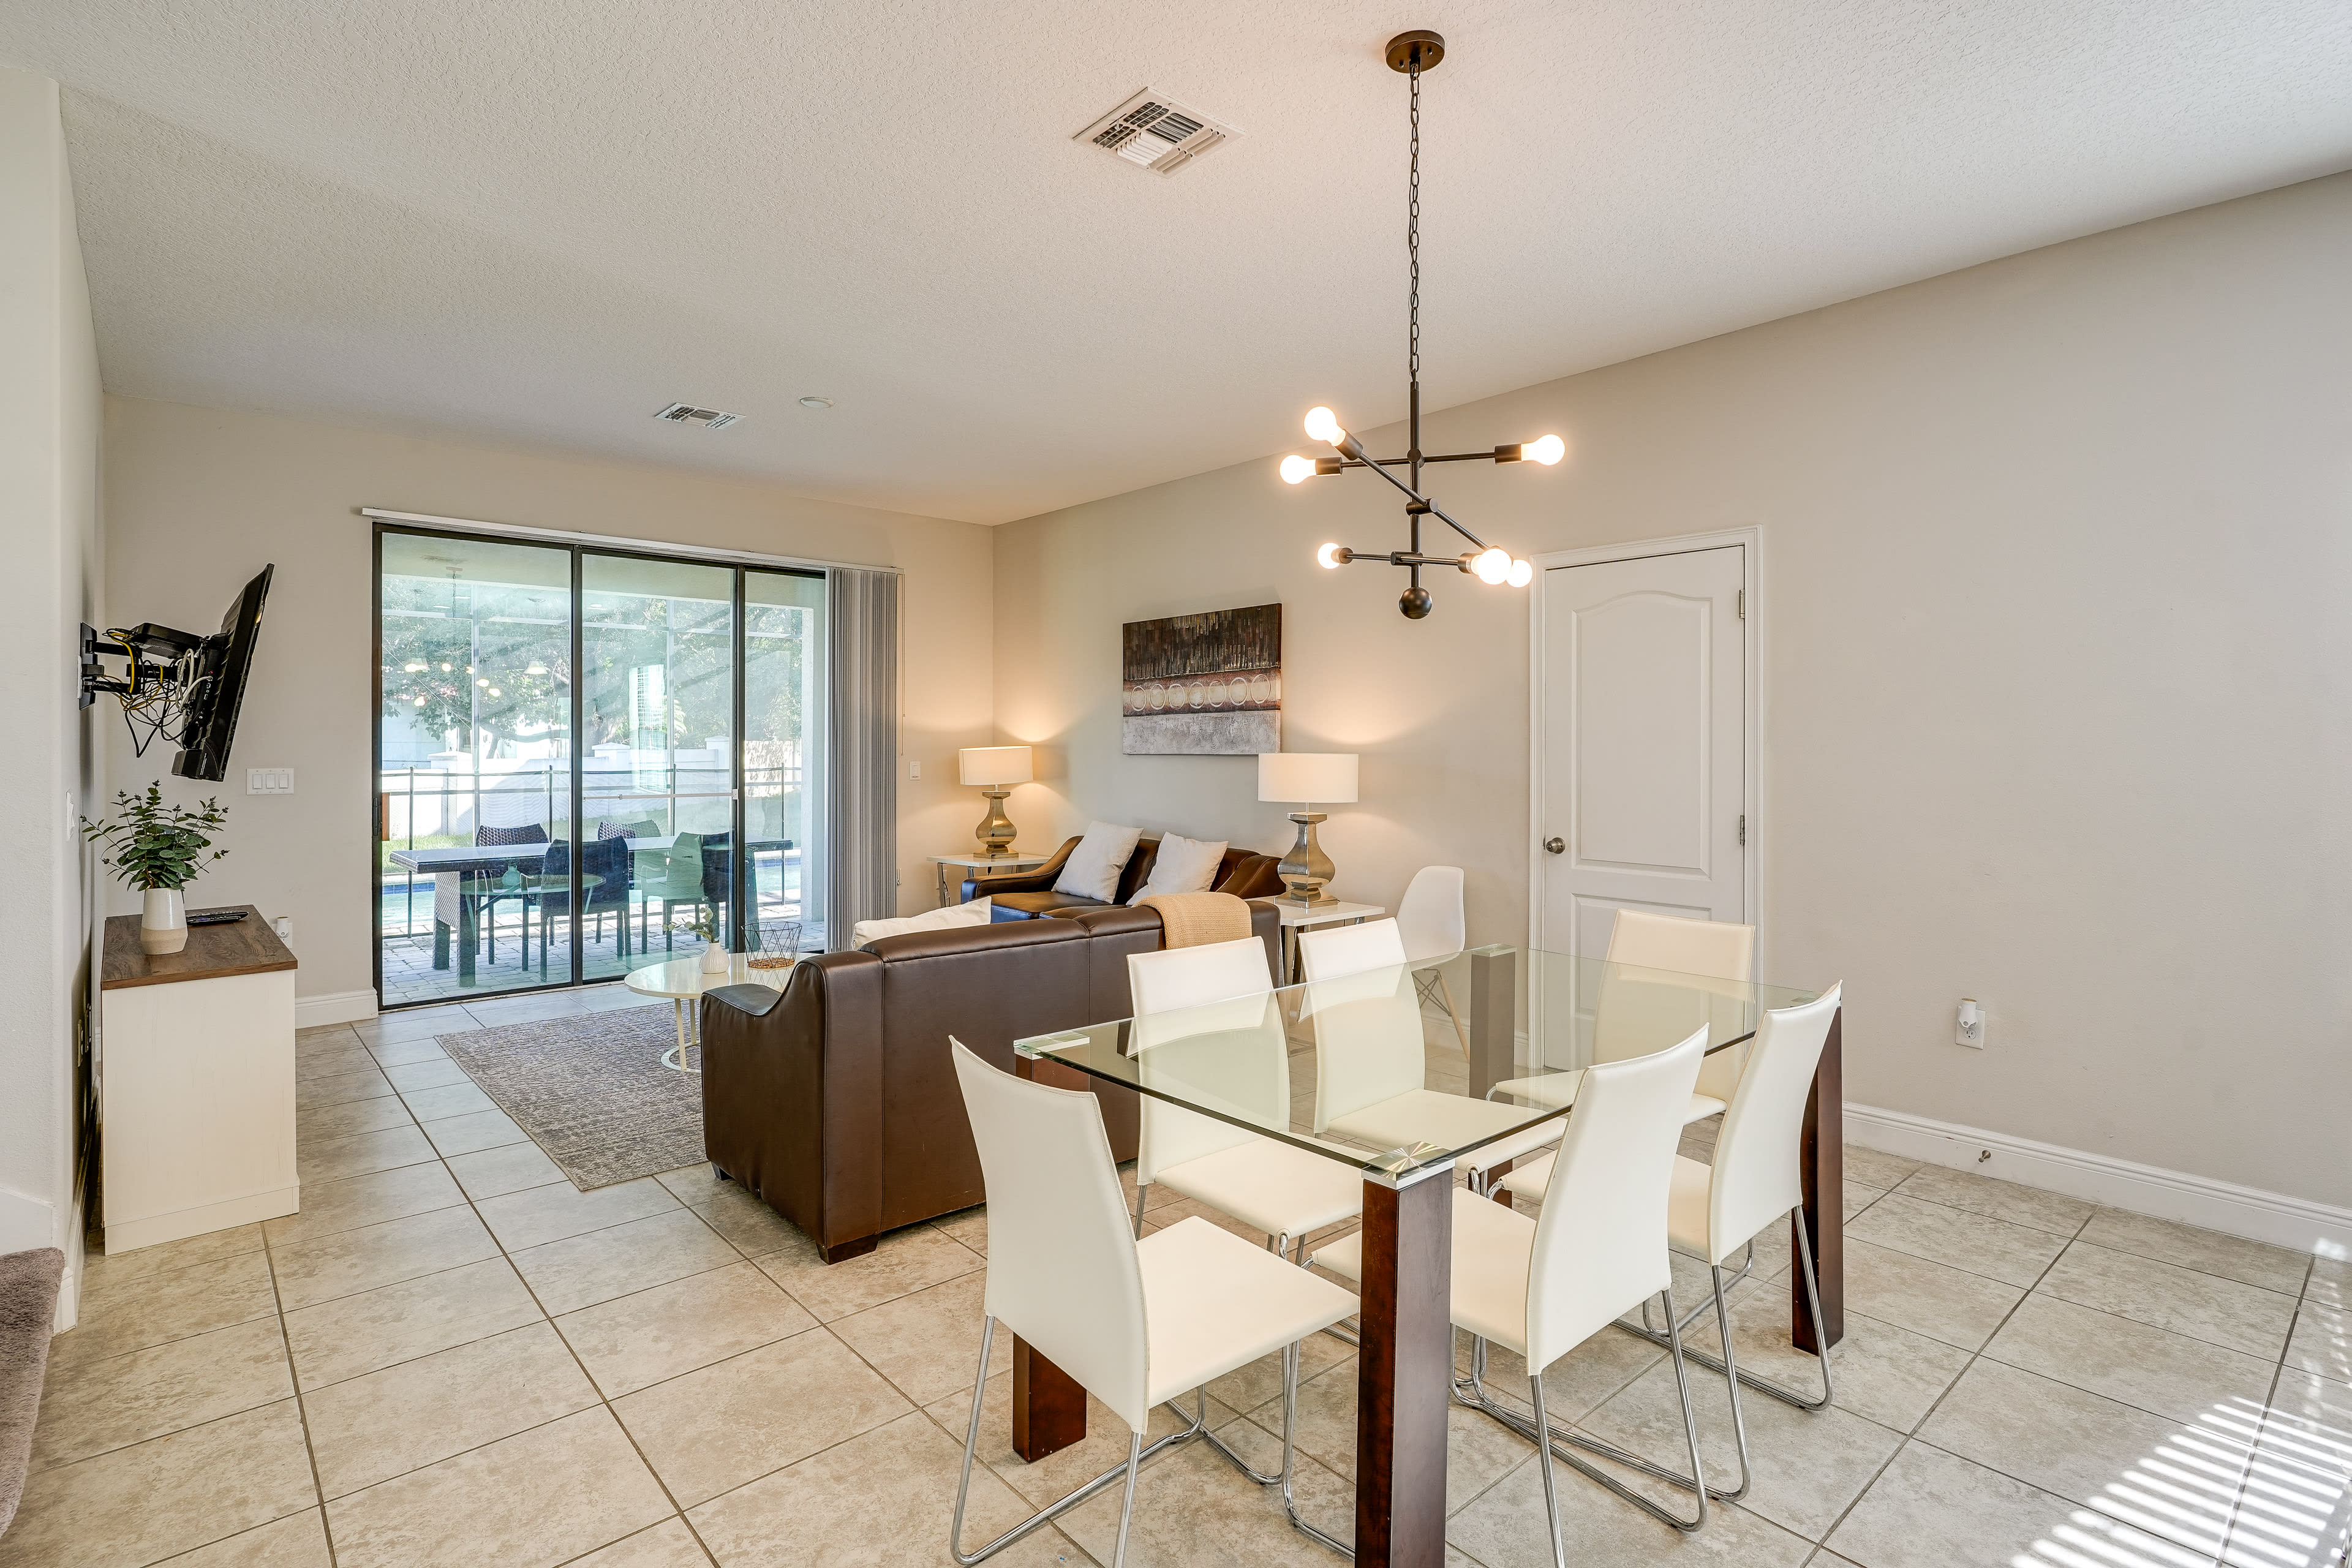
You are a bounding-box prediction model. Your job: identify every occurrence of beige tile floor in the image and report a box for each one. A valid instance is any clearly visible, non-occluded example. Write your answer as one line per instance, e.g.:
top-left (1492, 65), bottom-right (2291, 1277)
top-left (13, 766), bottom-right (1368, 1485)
top-left (11, 989), bottom-right (2348, 1568)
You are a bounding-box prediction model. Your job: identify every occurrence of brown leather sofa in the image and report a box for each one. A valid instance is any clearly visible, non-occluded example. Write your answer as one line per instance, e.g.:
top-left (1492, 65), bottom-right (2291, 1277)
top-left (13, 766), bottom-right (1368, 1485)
top-left (967, 832), bottom-right (1286, 915)
top-left (698, 899), bottom-right (1281, 1262)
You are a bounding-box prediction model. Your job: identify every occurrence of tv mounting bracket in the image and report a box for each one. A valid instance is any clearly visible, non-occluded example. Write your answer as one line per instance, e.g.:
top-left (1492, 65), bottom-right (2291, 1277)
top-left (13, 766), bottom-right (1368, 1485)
top-left (79, 622), bottom-right (205, 707)
top-left (80, 621), bottom-right (217, 759)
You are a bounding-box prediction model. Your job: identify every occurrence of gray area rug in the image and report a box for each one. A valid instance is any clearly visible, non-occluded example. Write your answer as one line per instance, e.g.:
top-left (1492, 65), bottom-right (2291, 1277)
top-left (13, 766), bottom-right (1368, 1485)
top-left (434, 1009), bottom-right (703, 1191)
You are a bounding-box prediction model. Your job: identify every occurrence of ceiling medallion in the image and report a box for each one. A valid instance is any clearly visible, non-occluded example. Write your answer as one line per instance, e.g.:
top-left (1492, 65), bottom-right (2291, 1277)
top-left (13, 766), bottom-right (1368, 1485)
top-left (1281, 29), bottom-right (1561, 619)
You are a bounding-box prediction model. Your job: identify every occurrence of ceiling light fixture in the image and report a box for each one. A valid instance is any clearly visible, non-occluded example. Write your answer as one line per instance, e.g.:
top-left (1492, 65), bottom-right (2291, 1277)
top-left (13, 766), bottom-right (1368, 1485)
top-left (1281, 31), bottom-right (1559, 618)
top-left (797, 396), bottom-right (834, 410)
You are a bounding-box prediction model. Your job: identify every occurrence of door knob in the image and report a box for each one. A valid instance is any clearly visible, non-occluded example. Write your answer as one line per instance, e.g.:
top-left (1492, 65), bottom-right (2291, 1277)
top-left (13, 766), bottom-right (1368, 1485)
top-left (1542, 837), bottom-right (1564, 854)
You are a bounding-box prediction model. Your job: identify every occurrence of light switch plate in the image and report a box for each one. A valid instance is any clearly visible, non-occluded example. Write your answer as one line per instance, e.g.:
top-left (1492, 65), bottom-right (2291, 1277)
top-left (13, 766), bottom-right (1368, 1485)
top-left (246, 768), bottom-right (294, 795)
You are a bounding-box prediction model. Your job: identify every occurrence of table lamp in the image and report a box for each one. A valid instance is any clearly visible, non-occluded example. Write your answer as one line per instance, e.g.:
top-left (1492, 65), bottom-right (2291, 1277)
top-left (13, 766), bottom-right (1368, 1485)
top-left (957, 745), bottom-right (1034, 857)
top-left (1257, 752), bottom-right (1358, 907)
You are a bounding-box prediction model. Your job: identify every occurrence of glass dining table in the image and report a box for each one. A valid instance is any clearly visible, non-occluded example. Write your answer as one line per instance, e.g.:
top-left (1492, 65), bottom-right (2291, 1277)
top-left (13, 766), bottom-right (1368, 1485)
top-left (1009, 943), bottom-right (1842, 1568)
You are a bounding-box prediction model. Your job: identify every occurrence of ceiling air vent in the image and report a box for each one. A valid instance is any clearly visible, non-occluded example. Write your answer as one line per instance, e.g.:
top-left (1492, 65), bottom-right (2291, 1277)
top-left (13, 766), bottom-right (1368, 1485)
top-left (1074, 89), bottom-right (1238, 176)
top-left (654, 402), bottom-right (740, 430)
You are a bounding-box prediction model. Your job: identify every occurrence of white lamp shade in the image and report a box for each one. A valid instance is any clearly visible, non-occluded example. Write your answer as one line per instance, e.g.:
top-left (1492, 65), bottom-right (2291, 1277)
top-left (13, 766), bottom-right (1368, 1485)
top-left (1257, 752), bottom-right (1358, 805)
top-left (959, 745), bottom-right (1034, 787)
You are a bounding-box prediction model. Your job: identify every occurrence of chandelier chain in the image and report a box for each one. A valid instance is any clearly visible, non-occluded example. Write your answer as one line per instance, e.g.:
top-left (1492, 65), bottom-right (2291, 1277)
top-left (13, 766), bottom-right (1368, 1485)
top-left (1408, 64), bottom-right (1420, 393)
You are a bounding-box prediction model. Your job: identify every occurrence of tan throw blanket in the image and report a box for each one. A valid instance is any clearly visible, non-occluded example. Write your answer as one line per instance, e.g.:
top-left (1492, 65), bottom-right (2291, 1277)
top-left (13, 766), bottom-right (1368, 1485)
top-left (1139, 891), bottom-right (1252, 949)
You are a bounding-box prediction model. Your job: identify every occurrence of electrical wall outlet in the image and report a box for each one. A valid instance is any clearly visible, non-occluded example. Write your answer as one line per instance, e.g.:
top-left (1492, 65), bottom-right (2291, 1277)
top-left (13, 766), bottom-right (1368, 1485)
top-left (908, 759), bottom-right (922, 779)
top-left (246, 768), bottom-right (294, 794)
top-left (273, 916), bottom-right (293, 944)
top-left (1956, 998), bottom-right (1984, 1048)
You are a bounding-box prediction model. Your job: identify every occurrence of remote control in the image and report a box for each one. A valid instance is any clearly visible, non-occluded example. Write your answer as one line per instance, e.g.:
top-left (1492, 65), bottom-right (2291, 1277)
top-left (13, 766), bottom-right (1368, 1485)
top-left (187, 910), bottom-right (248, 926)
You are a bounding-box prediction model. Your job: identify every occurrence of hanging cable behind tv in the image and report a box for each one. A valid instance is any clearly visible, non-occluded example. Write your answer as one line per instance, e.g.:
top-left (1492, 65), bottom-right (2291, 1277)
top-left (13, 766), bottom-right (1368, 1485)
top-left (80, 565), bottom-right (274, 783)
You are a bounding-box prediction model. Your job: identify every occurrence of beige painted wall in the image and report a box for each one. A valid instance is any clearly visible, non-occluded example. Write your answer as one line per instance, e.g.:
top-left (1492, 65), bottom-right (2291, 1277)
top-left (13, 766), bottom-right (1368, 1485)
top-left (103, 397), bottom-right (994, 1003)
top-left (995, 171), bottom-right (2352, 1209)
top-left (0, 65), bottom-right (103, 1323)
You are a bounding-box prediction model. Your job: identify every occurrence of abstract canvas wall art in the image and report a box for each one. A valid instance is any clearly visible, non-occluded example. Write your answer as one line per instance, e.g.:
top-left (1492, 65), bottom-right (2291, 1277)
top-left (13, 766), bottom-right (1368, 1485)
top-left (1121, 603), bottom-right (1281, 756)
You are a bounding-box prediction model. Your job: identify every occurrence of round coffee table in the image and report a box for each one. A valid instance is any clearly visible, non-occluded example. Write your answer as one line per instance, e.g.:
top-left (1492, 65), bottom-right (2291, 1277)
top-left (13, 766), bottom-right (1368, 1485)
top-left (623, 953), bottom-right (790, 1072)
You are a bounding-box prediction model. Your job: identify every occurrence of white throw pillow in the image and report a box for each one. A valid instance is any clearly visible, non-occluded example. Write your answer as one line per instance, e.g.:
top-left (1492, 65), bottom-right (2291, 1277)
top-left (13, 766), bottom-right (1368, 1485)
top-left (853, 897), bottom-right (993, 949)
top-left (1052, 821), bottom-right (1144, 902)
top-left (1127, 833), bottom-right (1229, 905)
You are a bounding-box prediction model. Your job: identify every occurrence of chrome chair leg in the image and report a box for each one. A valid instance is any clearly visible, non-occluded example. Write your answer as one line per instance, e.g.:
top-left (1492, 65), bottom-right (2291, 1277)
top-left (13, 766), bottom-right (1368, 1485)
top-left (1613, 1227), bottom-right (1832, 1412)
top-left (1109, 1429), bottom-right (1144, 1568)
top-left (1131, 1176), bottom-right (1148, 1240)
top-left (1456, 1289), bottom-right (1715, 1526)
top-left (950, 1316), bottom-right (1205, 1566)
top-left (1198, 1380), bottom-right (1284, 1485)
top-left (1296, 1233), bottom-right (1360, 1347)
top-left (1529, 1373), bottom-right (1569, 1567)
top-left (1708, 1262), bottom-right (1754, 1502)
top-left (1280, 1338), bottom-right (1352, 1556)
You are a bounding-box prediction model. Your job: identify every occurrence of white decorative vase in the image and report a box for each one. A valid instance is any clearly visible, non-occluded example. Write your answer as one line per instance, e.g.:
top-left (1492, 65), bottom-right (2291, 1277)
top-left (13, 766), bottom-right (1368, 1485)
top-left (699, 940), bottom-right (728, 975)
top-left (141, 888), bottom-right (188, 955)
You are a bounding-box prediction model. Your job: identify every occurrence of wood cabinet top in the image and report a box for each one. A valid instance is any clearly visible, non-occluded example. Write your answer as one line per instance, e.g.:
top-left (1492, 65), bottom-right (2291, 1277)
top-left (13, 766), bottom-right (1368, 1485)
top-left (102, 905), bottom-right (298, 990)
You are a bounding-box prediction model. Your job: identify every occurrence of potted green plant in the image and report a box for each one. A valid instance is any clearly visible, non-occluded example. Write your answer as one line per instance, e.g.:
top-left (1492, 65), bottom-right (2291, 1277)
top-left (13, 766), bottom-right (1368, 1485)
top-left (82, 783), bottom-right (230, 954)
top-left (672, 907), bottom-right (729, 974)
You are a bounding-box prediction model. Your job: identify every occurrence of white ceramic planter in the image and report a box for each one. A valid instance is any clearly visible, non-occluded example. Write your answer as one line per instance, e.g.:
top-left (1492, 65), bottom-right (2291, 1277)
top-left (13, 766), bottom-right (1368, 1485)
top-left (699, 940), bottom-right (729, 974)
top-left (141, 887), bottom-right (188, 955)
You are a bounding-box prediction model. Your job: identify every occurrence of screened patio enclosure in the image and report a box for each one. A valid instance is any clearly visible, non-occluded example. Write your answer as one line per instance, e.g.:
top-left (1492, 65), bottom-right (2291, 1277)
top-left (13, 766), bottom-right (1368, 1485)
top-left (376, 525), bottom-right (831, 1008)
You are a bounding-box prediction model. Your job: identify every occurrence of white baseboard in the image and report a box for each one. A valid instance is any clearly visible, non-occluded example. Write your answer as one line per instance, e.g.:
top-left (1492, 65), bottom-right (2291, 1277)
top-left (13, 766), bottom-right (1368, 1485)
top-left (1845, 1102), bottom-right (2351, 1261)
top-left (295, 990), bottom-right (378, 1029)
top-left (104, 1185), bottom-right (301, 1254)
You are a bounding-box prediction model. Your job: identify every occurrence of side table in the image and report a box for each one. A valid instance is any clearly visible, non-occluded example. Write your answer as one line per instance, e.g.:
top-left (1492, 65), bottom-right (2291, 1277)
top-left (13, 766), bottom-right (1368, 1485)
top-left (1254, 898), bottom-right (1387, 985)
top-left (623, 954), bottom-right (790, 1072)
top-left (928, 850), bottom-right (1052, 907)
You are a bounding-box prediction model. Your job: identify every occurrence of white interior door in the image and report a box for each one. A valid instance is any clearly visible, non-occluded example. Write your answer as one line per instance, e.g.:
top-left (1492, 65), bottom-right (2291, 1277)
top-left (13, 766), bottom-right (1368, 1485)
top-left (1537, 545), bottom-right (1747, 965)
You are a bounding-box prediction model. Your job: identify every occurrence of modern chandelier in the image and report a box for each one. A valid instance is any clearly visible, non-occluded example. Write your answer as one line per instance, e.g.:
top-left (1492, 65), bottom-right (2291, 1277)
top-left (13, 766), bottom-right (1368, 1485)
top-left (1279, 29), bottom-right (1562, 619)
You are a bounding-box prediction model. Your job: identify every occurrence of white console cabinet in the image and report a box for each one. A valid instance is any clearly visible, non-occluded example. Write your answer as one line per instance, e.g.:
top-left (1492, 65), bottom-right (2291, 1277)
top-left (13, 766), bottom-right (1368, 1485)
top-left (99, 905), bottom-right (299, 1253)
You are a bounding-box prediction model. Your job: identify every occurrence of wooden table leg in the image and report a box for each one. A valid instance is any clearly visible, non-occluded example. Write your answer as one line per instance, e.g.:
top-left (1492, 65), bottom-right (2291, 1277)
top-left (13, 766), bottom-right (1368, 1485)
top-left (1356, 1166), bottom-right (1453, 1568)
top-left (1794, 1005), bottom-right (1845, 1353)
top-left (1008, 1052), bottom-right (1090, 1462)
top-left (1012, 1336), bottom-right (1087, 1463)
top-left (1466, 947), bottom-right (1515, 1099)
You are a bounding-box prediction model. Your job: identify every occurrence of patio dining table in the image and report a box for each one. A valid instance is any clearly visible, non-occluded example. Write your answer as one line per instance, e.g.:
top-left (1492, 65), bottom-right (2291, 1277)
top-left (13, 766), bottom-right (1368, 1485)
top-left (388, 835), bottom-right (793, 982)
top-left (1009, 943), bottom-right (1843, 1567)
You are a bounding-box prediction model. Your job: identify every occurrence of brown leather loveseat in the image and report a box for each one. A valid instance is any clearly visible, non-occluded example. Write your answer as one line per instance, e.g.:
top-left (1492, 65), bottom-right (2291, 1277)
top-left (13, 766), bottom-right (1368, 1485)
top-left (698, 900), bottom-right (1281, 1262)
top-left (967, 832), bottom-right (1286, 915)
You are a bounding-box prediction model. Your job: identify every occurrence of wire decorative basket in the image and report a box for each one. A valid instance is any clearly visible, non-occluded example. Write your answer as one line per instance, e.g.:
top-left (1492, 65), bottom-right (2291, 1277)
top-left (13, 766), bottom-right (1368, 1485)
top-left (746, 919), bottom-right (802, 970)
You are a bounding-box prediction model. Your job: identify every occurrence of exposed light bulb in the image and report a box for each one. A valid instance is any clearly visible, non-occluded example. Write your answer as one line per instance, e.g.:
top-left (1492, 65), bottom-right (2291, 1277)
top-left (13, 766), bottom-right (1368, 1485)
top-left (1471, 548), bottom-right (1512, 585)
top-left (1280, 454), bottom-right (1317, 484)
top-left (1507, 558), bottom-right (1534, 587)
top-left (1316, 543), bottom-right (1346, 570)
top-left (1525, 434), bottom-right (1566, 466)
top-left (1303, 406), bottom-right (1344, 446)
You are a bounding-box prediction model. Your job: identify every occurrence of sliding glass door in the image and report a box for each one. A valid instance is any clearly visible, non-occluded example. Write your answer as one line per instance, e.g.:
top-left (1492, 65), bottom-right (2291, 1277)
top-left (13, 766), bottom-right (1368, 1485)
top-left (375, 526), bottom-right (826, 1008)
top-left (745, 570), bottom-right (828, 962)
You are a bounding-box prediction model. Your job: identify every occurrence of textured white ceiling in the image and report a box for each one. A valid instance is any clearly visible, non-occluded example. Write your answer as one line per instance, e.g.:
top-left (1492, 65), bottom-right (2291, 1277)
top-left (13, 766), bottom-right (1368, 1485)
top-left (4, 1), bottom-right (2349, 524)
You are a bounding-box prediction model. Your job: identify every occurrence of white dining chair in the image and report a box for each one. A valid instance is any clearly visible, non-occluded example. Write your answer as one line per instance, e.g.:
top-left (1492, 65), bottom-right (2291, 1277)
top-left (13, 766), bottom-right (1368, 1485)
top-left (1126, 937), bottom-right (1368, 1456)
top-left (1313, 1026), bottom-right (1718, 1550)
top-left (1486, 907), bottom-right (1758, 1132)
top-left (947, 1040), bottom-right (1359, 1567)
top-left (1610, 985), bottom-right (1844, 1501)
top-left (1395, 865), bottom-right (1469, 1048)
top-left (1296, 919), bottom-right (1562, 1194)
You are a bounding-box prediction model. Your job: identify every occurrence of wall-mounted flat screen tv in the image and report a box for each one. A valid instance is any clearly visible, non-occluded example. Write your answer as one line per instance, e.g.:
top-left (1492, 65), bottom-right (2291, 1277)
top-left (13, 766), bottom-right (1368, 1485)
top-left (172, 565), bottom-right (273, 783)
